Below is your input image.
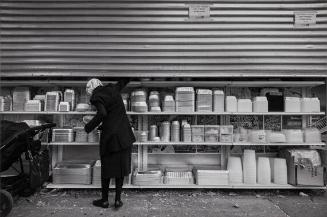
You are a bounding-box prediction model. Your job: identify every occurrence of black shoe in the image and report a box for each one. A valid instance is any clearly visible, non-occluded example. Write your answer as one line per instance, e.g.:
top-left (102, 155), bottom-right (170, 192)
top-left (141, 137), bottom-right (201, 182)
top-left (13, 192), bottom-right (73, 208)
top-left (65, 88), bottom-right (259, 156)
top-left (114, 200), bottom-right (123, 209)
top-left (93, 199), bottom-right (109, 208)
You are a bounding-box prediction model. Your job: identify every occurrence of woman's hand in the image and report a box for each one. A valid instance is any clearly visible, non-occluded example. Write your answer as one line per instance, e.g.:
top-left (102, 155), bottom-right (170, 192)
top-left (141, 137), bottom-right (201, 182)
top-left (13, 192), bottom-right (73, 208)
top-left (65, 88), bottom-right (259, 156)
top-left (83, 115), bottom-right (94, 124)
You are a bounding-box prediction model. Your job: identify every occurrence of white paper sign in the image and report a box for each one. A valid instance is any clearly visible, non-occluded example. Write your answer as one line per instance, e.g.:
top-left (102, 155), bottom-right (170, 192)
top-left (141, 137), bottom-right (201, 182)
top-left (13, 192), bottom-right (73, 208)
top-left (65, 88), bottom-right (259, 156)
top-left (294, 11), bottom-right (317, 26)
top-left (189, 5), bottom-right (210, 19)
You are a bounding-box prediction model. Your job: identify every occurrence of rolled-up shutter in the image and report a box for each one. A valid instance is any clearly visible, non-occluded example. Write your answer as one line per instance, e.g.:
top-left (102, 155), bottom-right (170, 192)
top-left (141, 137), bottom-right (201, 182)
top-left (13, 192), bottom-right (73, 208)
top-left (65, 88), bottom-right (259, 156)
top-left (1, 0), bottom-right (327, 77)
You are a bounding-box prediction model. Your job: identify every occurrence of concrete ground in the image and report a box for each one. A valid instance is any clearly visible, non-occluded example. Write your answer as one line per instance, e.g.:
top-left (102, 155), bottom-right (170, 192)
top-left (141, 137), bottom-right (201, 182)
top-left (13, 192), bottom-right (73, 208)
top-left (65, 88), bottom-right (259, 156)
top-left (8, 189), bottom-right (327, 217)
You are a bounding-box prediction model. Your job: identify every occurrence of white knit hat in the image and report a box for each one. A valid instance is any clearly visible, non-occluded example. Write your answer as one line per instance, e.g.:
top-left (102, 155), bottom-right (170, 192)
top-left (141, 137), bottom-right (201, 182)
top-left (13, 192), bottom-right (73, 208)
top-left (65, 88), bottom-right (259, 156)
top-left (86, 78), bottom-right (103, 95)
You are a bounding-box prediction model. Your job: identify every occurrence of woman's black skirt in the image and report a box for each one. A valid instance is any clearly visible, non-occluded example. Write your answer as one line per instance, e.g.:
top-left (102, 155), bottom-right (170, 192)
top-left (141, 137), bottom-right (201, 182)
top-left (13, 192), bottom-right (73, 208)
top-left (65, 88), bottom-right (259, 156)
top-left (101, 146), bottom-right (132, 178)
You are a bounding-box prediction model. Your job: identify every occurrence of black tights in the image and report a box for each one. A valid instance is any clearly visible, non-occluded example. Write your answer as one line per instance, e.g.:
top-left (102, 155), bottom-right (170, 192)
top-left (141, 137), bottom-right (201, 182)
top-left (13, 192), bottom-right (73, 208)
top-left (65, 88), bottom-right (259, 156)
top-left (101, 177), bottom-right (124, 202)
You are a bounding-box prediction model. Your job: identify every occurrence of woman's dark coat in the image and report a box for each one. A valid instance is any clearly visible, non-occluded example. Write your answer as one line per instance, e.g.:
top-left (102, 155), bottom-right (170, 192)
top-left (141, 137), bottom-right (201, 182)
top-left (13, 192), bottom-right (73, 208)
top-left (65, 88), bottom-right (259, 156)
top-left (84, 79), bottom-right (135, 178)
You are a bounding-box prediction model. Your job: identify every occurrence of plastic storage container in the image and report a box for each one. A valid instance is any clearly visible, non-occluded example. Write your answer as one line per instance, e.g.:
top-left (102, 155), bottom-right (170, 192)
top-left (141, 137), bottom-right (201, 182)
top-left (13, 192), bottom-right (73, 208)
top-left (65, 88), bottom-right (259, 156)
top-left (149, 91), bottom-right (160, 108)
top-left (45, 91), bottom-right (60, 112)
top-left (213, 90), bottom-right (224, 113)
top-left (0, 95), bottom-right (12, 111)
top-left (226, 96), bottom-right (237, 112)
top-left (248, 130), bottom-right (266, 143)
top-left (283, 129), bottom-right (304, 143)
top-left (171, 121), bottom-right (180, 142)
top-left (182, 124), bottom-right (192, 142)
top-left (74, 127), bottom-right (88, 142)
top-left (304, 128), bottom-right (321, 143)
top-left (175, 87), bottom-right (195, 112)
top-left (285, 97), bottom-right (301, 112)
top-left (13, 87), bottom-right (30, 111)
top-left (253, 97), bottom-right (268, 113)
top-left (59, 102), bottom-right (70, 112)
top-left (257, 157), bottom-right (271, 185)
top-left (196, 89), bottom-right (212, 112)
top-left (301, 98), bottom-right (320, 113)
top-left (196, 169), bottom-right (229, 185)
top-left (237, 99), bottom-right (252, 113)
top-left (25, 100), bottom-right (42, 112)
top-left (163, 95), bottom-right (175, 112)
top-left (266, 131), bottom-right (286, 143)
top-left (191, 125), bottom-right (205, 142)
top-left (243, 150), bottom-right (257, 184)
top-left (204, 125), bottom-right (219, 142)
top-left (228, 157), bottom-right (243, 184)
top-left (160, 121), bottom-right (171, 142)
top-left (92, 160), bottom-right (101, 186)
top-left (64, 89), bottom-right (75, 111)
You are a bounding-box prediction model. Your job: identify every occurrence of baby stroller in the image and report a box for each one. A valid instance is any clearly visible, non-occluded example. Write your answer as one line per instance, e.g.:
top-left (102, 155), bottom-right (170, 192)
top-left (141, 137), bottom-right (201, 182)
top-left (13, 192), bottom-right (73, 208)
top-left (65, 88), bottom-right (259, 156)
top-left (0, 120), bottom-right (56, 217)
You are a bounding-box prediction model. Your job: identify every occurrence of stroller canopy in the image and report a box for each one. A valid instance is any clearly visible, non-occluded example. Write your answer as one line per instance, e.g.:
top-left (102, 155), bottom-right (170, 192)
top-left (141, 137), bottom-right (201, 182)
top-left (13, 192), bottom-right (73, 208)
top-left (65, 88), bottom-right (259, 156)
top-left (0, 120), bottom-right (30, 172)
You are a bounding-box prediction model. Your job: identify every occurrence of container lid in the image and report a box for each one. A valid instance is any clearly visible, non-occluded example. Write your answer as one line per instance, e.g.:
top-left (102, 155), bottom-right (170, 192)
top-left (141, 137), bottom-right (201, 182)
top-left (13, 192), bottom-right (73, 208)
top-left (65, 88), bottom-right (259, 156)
top-left (196, 89), bottom-right (212, 95)
top-left (213, 90), bottom-right (224, 95)
top-left (53, 128), bottom-right (74, 133)
top-left (132, 102), bottom-right (147, 106)
top-left (59, 101), bottom-right (70, 106)
top-left (176, 87), bottom-right (194, 92)
top-left (285, 97), bottom-right (300, 101)
top-left (150, 91), bottom-right (159, 95)
top-left (253, 96), bottom-right (268, 101)
top-left (238, 99), bottom-right (252, 102)
top-left (172, 121), bottom-right (180, 125)
top-left (205, 125), bottom-right (220, 128)
top-left (164, 95), bottom-right (174, 101)
top-left (191, 125), bottom-right (205, 128)
top-left (134, 91), bottom-right (146, 96)
top-left (149, 94), bottom-right (160, 100)
top-left (226, 96), bottom-right (237, 100)
top-left (26, 100), bottom-right (41, 104)
top-left (65, 89), bottom-right (75, 93)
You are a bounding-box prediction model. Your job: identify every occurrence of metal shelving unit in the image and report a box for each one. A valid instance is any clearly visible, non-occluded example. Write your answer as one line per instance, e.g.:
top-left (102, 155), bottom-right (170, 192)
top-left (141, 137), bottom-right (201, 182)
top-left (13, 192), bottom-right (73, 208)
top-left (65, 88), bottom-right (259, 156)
top-left (1, 111), bottom-right (325, 116)
top-left (46, 183), bottom-right (327, 190)
top-left (43, 142), bottom-right (326, 147)
top-left (1, 79), bottom-right (326, 190)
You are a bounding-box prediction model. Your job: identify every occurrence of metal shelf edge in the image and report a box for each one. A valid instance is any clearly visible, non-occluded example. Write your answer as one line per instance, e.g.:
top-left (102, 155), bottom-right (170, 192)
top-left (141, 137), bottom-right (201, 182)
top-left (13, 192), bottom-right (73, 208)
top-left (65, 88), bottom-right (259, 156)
top-left (43, 142), bottom-right (325, 146)
top-left (46, 183), bottom-right (327, 190)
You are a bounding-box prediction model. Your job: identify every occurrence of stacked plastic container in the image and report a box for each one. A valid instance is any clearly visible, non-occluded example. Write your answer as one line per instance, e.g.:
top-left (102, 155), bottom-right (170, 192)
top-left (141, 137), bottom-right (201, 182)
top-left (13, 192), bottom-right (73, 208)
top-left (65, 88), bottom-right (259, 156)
top-left (213, 90), bottom-right (224, 113)
top-left (131, 89), bottom-right (147, 112)
top-left (196, 89), bottom-right (212, 112)
top-left (175, 87), bottom-right (195, 112)
top-left (163, 95), bottom-right (175, 112)
top-left (219, 125), bottom-right (233, 143)
top-left (191, 125), bottom-right (205, 142)
top-left (204, 125), bottom-right (219, 142)
top-left (13, 87), bottom-right (30, 111)
top-left (149, 91), bottom-right (161, 112)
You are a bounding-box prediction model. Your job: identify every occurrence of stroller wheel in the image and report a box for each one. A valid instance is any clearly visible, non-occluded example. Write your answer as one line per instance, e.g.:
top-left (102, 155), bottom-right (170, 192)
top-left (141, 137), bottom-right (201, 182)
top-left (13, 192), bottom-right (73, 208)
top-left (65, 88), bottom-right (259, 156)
top-left (0, 190), bottom-right (13, 217)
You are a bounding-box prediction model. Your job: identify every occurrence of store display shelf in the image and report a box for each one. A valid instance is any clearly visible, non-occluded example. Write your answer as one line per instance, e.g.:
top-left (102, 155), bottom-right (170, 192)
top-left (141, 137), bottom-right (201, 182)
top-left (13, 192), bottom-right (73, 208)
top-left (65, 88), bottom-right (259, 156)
top-left (0, 111), bottom-right (96, 115)
top-left (134, 142), bottom-right (231, 146)
top-left (46, 183), bottom-right (327, 190)
top-left (0, 111), bottom-right (324, 116)
top-left (127, 112), bottom-right (325, 116)
top-left (1, 80), bottom-right (323, 88)
top-left (43, 142), bottom-right (325, 146)
top-left (42, 142), bottom-right (99, 146)
top-left (232, 142), bottom-right (326, 146)
top-left (135, 142), bottom-right (325, 146)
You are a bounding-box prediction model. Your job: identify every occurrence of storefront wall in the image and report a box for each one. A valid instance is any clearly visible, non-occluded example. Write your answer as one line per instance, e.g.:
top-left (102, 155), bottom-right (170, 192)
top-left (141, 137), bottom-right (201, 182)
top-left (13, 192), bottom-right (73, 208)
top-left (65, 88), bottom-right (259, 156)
top-left (1, 0), bottom-right (327, 78)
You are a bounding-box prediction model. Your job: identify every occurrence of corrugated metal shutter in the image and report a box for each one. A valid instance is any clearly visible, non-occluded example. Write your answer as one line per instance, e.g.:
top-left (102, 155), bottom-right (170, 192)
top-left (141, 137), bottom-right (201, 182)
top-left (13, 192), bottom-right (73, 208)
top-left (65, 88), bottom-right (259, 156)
top-left (1, 0), bottom-right (327, 77)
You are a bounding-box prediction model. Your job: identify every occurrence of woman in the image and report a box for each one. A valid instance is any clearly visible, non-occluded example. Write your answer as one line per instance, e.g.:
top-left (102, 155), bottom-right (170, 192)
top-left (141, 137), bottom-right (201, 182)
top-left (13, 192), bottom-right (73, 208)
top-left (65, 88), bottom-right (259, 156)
top-left (84, 78), bottom-right (135, 209)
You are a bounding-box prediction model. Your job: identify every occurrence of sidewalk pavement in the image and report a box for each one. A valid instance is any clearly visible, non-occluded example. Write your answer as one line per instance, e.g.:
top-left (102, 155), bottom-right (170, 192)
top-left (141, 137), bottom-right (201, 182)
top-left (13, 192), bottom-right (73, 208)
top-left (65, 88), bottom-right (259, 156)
top-left (8, 189), bottom-right (327, 217)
